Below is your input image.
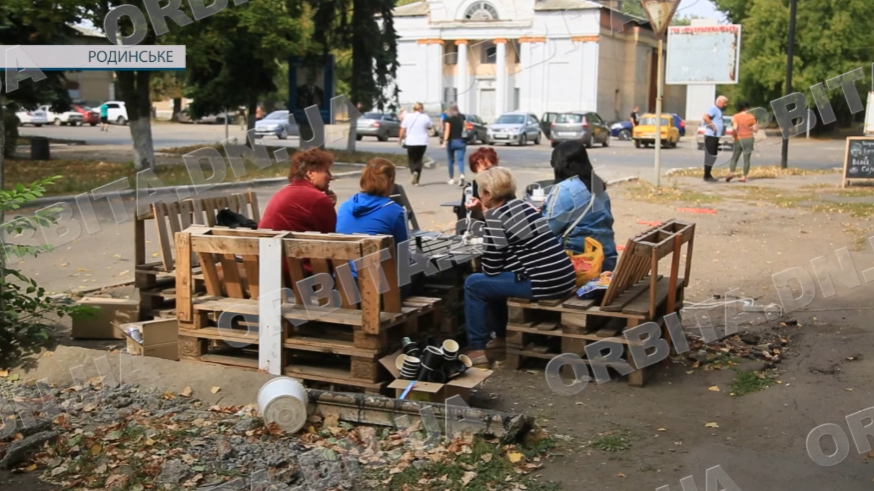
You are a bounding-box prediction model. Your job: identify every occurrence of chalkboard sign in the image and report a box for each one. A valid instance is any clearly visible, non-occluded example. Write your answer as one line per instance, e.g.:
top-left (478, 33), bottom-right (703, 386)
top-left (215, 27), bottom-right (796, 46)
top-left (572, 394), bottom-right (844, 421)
top-left (842, 137), bottom-right (874, 187)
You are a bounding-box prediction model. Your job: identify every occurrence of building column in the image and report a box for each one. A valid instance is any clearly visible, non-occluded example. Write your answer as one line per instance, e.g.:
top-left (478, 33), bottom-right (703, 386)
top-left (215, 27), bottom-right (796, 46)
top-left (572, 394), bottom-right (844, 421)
top-left (418, 39), bottom-right (444, 113)
top-left (456, 40), bottom-right (469, 113)
top-left (518, 37), bottom-right (546, 114)
top-left (494, 38), bottom-right (507, 117)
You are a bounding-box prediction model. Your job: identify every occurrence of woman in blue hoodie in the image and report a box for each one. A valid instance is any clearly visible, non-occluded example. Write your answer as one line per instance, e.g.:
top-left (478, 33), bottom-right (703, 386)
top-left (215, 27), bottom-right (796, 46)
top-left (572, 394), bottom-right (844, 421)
top-left (543, 141), bottom-right (618, 272)
top-left (337, 157), bottom-right (410, 263)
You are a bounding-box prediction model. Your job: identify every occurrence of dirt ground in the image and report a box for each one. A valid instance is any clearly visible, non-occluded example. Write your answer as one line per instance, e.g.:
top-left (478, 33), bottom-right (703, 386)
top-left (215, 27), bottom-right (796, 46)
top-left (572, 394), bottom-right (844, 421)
top-left (5, 168), bottom-right (874, 490)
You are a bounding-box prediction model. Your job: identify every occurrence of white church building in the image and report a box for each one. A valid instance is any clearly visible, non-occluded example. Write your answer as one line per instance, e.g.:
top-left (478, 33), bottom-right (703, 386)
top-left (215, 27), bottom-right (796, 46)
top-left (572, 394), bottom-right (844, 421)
top-left (391, 0), bottom-right (687, 124)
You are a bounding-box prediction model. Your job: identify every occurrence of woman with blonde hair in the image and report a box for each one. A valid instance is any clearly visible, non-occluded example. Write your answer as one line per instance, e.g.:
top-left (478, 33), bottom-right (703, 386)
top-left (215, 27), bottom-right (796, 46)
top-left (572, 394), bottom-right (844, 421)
top-left (463, 167), bottom-right (576, 366)
top-left (399, 102), bottom-right (433, 186)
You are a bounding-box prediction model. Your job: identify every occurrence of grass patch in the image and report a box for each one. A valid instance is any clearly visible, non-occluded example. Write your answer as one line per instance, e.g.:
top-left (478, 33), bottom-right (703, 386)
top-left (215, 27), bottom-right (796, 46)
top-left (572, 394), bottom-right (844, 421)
top-left (667, 165), bottom-right (840, 179)
top-left (591, 433), bottom-right (631, 452)
top-left (362, 437), bottom-right (561, 491)
top-left (730, 369), bottom-right (776, 397)
top-left (4, 157), bottom-right (359, 197)
top-left (622, 181), bottom-right (721, 205)
top-left (159, 142), bottom-right (407, 167)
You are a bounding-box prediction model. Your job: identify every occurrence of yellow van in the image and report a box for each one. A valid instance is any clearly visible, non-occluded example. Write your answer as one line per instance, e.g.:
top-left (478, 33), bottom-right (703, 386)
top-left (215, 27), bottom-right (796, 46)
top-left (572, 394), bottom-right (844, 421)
top-left (633, 113), bottom-right (680, 148)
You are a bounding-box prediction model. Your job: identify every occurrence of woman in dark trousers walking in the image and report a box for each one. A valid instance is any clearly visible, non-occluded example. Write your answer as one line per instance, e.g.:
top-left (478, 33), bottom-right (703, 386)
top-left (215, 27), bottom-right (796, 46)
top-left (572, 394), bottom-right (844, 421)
top-left (399, 102), bottom-right (433, 186)
top-left (442, 104), bottom-right (467, 187)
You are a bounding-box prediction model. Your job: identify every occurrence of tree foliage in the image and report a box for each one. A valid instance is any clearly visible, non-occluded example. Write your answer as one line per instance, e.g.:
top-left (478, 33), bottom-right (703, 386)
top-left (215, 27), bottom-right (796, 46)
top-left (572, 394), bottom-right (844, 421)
top-left (713, 0), bottom-right (874, 129)
top-left (310, 0), bottom-right (400, 111)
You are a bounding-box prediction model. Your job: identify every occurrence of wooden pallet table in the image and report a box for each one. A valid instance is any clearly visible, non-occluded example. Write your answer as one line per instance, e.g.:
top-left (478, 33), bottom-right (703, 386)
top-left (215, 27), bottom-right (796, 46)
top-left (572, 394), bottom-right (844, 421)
top-left (175, 227), bottom-right (441, 394)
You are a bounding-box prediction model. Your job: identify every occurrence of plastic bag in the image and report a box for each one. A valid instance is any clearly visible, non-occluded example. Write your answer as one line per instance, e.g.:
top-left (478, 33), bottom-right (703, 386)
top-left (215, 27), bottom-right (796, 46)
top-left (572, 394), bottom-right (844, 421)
top-left (565, 237), bottom-right (604, 288)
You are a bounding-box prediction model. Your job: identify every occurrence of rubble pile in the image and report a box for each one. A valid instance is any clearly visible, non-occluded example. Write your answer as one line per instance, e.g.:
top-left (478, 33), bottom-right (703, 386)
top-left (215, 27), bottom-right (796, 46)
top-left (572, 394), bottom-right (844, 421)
top-left (0, 377), bottom-right (550, 491)
top-left (681, 327), bottom-right (795, 371)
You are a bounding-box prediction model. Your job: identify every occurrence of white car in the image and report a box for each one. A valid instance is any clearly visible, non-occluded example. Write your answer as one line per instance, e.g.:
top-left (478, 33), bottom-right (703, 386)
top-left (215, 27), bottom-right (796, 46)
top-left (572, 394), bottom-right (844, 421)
top-left (40, 105), bottom-right (84, 126)
top-left (101, 101), bottom-right (129, 125)
top-left (15, 109), bottom-right (48, 127)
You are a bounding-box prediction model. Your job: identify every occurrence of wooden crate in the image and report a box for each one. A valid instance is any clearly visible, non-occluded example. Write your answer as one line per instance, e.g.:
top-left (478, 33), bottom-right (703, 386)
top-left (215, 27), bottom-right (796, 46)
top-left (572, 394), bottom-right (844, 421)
top-left (175, 228), bottom-right (442, 393)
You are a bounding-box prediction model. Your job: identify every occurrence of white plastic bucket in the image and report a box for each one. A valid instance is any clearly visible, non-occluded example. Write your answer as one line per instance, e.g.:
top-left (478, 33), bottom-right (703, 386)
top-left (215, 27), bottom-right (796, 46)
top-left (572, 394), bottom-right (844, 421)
top-left (257, 376), bottom-right (308, 433)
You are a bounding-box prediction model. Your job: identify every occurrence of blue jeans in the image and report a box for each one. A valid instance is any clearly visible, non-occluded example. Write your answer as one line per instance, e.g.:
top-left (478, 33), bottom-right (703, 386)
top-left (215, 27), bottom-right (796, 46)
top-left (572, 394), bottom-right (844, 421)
top-left (446, 138), bottom-right (466, 179)
top-left (464, 272), bottom-right (533, 350)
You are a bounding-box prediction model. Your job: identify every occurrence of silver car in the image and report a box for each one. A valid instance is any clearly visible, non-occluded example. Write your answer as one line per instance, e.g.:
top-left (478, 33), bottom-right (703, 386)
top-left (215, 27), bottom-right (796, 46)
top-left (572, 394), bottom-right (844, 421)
top-left (549, 111), bottom-right (611, 148)
top-left (487, 112), bottom-right (542, 146)
top-left (356, 112), bottom-right (401, 141)
top-left (254, 110), bottom-right (295, 139)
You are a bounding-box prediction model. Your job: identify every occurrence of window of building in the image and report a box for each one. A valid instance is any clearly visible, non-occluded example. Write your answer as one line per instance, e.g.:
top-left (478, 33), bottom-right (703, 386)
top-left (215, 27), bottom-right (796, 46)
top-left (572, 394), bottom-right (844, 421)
top-left (444, 42), bottom-right (458, 65)
top-left (482, 42), bottom-right (497, 64)
top-left (464, 2), bottom-right (499, 21)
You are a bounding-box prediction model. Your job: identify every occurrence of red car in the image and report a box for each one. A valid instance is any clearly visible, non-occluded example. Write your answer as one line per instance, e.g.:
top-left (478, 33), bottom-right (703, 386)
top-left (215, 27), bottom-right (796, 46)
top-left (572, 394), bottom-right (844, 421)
top-left (73, 104), bottom-right (100, 126)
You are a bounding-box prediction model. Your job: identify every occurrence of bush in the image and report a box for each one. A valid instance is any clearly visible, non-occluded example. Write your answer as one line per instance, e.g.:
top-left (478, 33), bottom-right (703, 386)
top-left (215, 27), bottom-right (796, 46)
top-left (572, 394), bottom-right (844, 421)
top-left (0, 176), bottom-right (97, 366)
top-left (3, 110), bottom-right (19, 159)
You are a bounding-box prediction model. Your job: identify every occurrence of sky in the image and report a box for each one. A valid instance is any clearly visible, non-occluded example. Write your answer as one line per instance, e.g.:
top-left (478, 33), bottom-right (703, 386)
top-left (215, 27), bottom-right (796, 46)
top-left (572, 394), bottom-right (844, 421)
top-left (676, 0), bottom-right (727, 22)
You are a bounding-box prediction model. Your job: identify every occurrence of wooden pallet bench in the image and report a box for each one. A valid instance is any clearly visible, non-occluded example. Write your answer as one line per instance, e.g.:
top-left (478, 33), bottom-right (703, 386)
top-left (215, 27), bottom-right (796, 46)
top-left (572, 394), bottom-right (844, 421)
top-left (503, 219), bottom-right (695, 387)
top-left (134, 192), bottom-right (260, 320)
top-left (174, 227), bottom-right (441, 393)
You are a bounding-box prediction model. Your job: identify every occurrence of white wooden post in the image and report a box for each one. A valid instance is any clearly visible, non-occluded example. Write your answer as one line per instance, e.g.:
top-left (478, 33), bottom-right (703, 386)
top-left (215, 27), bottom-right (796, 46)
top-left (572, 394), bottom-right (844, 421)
top-left (259, 237), bottom-right (284, 375)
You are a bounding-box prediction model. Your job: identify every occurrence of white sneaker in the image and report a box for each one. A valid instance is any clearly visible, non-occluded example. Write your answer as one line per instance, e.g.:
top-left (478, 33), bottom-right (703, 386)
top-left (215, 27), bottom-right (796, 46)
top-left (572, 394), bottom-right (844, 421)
top-left (458, 174), bottom-right (465, 187)
top-left (448, 178), bottom-right (455, 185)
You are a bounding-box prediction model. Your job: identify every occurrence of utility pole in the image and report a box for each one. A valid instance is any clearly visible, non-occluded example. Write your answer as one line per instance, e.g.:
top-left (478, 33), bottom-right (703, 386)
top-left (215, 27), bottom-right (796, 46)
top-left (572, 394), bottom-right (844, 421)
top-left (640, 0), bottom-right (680, 187)
top-left (780, 0), bottom-right (798, 169)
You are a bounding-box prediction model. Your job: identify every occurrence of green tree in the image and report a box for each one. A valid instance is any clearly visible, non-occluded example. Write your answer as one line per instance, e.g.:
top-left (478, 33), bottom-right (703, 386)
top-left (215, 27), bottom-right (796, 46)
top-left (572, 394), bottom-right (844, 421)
top-left (170, 0), bottom-right (308, 131)
top-left (713, 0), bottom-right (874, 130)
top-left (150, 72), bottom-right (186, 121)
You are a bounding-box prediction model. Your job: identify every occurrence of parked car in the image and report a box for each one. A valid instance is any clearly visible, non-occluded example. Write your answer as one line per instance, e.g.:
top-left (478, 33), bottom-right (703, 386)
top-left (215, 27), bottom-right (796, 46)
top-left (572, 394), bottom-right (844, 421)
top-left (73, 105), bottom-right (100, 126)
top-left (610, 120), bottom-right (633, 140)
top-left (549, 111), bottom-right (611, 148)
top-left (696, 116), bottom-right (734, 150)
top-left (356, 112), bottom-right (401, 141)
top-left (176, 109), bottom-right (236, 124)
top-left (40, 105), bottom-right (83, 126)
top-left (487, 112), bottom-right (542, 146)
top-left (540, 112), bottom-right (560, 139)
top-left (102, 101), bottom-right (129, 125)
top-left (15, 108), bottom-right (48, 126)
top-left (461, 114), bottom-right (489, 144)
top-left (633, 113), bottom-right (680, 148)
top-left (254, 110), bottom-right (294, 139)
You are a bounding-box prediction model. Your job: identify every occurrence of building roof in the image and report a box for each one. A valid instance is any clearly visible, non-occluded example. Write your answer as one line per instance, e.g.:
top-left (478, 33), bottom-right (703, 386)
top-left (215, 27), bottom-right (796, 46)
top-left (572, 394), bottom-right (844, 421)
top-left (393, 1), bottom-right (430, 17)
top-left (533, 0), bottom-right (602, 11)
top-left (392, 0), bottom-right (604, 17)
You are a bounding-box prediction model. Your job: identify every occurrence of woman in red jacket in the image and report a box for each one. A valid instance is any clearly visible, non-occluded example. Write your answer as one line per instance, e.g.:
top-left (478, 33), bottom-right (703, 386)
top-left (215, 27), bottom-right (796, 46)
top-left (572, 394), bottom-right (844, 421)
top-left (260, 148), bottom-right (338, 234)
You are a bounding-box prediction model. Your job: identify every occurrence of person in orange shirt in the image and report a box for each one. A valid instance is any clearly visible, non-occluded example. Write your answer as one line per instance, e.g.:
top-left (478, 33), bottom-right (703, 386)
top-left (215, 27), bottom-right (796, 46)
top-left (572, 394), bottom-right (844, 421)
top-left (727, 102), bottom-right (758, 183)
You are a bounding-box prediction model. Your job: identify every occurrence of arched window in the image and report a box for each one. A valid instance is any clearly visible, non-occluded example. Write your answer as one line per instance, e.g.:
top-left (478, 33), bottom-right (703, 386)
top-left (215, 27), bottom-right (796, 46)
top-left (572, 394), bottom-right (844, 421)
top-left (464, 1), bottom-right (499, 21)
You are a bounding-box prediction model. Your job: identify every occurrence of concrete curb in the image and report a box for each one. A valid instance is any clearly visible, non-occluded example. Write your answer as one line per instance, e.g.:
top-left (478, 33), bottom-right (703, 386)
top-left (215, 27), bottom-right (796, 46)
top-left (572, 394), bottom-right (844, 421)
top-left (23, 168), bottom-right (364, 208)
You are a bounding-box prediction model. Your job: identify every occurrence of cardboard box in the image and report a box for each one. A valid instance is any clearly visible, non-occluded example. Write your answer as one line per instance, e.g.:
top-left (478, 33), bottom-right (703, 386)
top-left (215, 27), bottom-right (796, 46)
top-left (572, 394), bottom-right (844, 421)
top-left (72, 297), bottom-right (139, 339)
top-left (117, 319), bottom-right (179, 361)
top-left (379, 350), bottom-right (493, 404)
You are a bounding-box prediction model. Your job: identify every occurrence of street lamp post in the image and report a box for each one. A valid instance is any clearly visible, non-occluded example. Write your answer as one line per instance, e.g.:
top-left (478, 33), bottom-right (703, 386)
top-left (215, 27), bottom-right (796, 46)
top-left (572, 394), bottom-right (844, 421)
top-left (654, 38), bottom-right (665, 186)
top-left (780, 0), bottom-right (798, 169)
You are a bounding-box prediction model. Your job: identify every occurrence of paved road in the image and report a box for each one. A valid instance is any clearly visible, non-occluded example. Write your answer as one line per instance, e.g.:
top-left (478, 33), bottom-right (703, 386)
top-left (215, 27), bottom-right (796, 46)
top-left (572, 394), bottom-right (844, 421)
top-left (19, 123), bottom-right (846, 184)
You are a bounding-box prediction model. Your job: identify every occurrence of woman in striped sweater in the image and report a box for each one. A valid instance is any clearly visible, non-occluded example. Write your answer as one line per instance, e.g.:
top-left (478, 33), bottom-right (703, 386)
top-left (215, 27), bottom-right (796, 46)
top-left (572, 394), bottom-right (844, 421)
top-left (464, 167), bottom-right (577, 367)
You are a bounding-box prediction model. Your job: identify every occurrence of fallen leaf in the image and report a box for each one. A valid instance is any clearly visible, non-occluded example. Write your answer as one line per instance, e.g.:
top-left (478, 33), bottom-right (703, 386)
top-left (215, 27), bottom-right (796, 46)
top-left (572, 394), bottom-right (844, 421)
top-left (118, 270), bottom-right (130, 276)
top-left (180, 387), bottom-right (193, 398)
top-left (461, 471), bottom-right (477, 485)
top-left (481, 453), bottom-right (493, 463)
top-left (51, 465), bottom-right (67, 477)
top-left (867, 452), bottom-right (874, 459)
top-left (8, 374), bottom-right (19, 382)
top-left (618, 473), bottom-right (626, 478)
top-left (0, 370), bottom-right (8, 377)
top-left (705, 422), bottom-right (719, 428)
top-left (658, 428), bottom-right (666, 432)
top-left (83, 403), bottom-right (97, 412)
top-left (846, 388), bottom-right (854, 391)
top-left (90, 443), bottom-right (102, 454)
top-left (94, 464), bottom-right (107, 474)
top-left (686, 370), bottom-right (694, 375)
top-left (24, 464), bottom-right (37, 472)
top-left (508, 452), bottom-right (524, 463)
top-left (708, 386), bottom-right (720, 392)
top-left (211, 386), bottom-right (221, 394)
top-left (103, 430), bottom-right (122, 441)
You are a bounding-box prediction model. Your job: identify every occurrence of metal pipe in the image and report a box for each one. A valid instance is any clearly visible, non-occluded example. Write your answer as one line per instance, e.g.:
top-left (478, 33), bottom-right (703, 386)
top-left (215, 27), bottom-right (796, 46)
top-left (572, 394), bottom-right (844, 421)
top-left (654, 39), bottom-right (665, 186)
top-left (780, 0), bottom-right (798, 168)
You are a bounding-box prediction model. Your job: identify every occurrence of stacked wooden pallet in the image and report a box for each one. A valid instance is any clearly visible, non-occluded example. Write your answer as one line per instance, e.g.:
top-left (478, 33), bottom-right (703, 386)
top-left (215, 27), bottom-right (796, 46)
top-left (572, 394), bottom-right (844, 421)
top-left (135, 192), bottom-right (260, 321)
top-left (174, 227), bottom-right (441, 394)
top-left (505, 220), bottom-right (695, 387)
